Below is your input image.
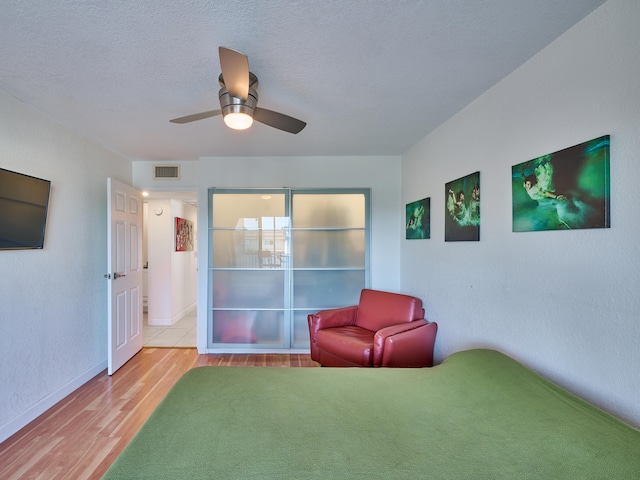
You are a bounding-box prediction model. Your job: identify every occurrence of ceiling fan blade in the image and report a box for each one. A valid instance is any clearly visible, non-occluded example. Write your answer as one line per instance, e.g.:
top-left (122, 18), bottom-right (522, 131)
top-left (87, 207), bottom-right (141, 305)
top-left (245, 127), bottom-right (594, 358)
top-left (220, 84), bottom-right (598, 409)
top-left (169, 110), bottom-right (221, 124)
top-left (253, 107), bottom-right (307, 134)
top-left (219, 46), bottom-right (249, 100)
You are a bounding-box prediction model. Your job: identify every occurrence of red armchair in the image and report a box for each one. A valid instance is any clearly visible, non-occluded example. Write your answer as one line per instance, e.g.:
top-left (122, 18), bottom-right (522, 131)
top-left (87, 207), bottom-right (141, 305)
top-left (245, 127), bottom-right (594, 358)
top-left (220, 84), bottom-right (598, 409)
top-left (308, 289), bottom-right (437, 367)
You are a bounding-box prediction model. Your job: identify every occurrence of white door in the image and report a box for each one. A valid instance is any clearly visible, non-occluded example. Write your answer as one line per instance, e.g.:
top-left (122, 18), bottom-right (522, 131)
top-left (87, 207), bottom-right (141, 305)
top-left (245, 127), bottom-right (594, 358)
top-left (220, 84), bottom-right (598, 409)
top-left (107, 178), bottom-right (143, 375)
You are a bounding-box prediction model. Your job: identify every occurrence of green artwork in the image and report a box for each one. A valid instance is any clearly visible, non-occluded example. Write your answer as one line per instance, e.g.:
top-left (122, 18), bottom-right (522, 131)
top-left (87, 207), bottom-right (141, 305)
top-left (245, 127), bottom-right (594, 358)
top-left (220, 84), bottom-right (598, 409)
top-left (512, 135), bottom-right (610, 232)
top-left (445, 171), bottom-right (480, 242)
top-left (406, 197), bottom-right (430, 239)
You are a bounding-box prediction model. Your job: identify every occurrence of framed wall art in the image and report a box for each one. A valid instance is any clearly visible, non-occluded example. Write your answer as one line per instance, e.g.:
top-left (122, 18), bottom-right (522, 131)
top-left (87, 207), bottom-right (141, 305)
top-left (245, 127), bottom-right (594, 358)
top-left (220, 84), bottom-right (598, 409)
top-left (175, 217), bottom-right (194, 251)
top-left (512, 135), bottom-right (610, 232)
top-left (445, 171), bottom-right (480, 242)
top-left (406, 197), bottom-right (430, 239)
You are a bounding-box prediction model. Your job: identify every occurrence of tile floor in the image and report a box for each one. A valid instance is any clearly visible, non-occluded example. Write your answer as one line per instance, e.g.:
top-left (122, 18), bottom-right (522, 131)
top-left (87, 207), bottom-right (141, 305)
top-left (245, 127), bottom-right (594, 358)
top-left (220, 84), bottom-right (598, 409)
top-left (143, 312), bottom-right (197, 347)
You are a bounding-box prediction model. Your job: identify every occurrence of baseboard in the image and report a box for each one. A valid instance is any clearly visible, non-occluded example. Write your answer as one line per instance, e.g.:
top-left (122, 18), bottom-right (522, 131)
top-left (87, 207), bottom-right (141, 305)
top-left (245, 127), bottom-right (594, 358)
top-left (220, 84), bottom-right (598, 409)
top-left (0, 360), bottom-right (107, 444)
top-left (148, 302), bottom-right (196, 326)
top-left (203, 347), bottom-right (311, 354)
top-left (172, 303), bottom-right (196, 324)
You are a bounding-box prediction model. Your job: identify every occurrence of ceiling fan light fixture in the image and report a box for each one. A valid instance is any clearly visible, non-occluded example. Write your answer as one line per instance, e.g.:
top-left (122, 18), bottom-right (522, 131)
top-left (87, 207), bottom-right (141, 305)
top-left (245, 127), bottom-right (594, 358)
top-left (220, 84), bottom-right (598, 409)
top-left (224, 112), bottom-right (254, 130)
top-left (219, 86), bottom-right (258, 131)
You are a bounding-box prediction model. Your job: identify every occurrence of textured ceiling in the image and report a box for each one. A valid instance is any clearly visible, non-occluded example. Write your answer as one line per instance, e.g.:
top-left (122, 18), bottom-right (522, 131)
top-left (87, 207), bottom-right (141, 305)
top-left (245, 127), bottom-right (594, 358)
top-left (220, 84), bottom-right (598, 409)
top-left (0, 0), bottom-right (605, 161)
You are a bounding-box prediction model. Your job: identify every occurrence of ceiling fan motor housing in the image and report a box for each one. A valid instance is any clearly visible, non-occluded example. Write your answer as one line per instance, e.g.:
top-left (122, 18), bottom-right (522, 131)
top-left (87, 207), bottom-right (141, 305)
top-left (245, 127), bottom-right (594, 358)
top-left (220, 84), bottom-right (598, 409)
top-left (219, 86), bottom-right (258, 117)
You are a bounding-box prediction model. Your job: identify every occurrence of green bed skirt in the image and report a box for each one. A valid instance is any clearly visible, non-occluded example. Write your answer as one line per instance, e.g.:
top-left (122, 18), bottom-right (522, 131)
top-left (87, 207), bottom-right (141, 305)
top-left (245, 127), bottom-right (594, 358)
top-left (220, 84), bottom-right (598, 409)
top-left (103, 349), bottom-right (640, 479)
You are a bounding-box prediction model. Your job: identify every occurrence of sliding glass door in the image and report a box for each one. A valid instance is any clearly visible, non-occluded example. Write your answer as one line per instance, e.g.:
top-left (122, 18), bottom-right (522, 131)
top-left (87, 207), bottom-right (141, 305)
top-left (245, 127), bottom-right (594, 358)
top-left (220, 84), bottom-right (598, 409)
top-left (290, 191), bottom-right (368, 347)
top-left (208, 188), bottom-right (369, 351)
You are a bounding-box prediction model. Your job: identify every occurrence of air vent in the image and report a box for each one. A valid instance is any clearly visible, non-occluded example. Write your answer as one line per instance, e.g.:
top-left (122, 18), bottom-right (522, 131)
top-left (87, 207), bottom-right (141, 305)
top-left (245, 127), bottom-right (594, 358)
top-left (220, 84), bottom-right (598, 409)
top-left (154, 165), bottom-right (180, 180)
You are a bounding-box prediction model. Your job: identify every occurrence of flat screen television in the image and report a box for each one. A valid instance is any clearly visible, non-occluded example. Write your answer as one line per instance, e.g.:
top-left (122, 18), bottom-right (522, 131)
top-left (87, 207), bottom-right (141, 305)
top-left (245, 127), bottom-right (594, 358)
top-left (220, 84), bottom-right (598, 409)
top-left (0, 168), bottom-right (52, 250)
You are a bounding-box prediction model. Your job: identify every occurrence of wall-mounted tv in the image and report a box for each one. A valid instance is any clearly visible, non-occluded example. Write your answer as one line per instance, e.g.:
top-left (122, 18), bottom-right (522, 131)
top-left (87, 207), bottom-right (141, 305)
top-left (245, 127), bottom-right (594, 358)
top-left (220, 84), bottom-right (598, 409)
top-left (0, 168), bottom-right (52, 250)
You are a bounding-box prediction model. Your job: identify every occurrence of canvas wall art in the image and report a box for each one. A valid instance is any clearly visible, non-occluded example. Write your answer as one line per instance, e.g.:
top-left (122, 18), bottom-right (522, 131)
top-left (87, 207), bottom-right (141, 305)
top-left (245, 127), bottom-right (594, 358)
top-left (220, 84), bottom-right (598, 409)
top-left (175, 217), bottom-right (194, 251)
top-left (445, 172), bottom-right (480, 242)
top-left (512, 135), bottom-right (610, 232)
top-left (406, 197), bottom-right (430, 239)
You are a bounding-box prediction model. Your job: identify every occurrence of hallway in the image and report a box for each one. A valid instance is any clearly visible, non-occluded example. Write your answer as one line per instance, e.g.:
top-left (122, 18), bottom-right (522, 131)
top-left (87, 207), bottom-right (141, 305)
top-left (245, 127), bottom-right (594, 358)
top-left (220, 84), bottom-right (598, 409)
top-left (143, 312), bottom-right (196, 347)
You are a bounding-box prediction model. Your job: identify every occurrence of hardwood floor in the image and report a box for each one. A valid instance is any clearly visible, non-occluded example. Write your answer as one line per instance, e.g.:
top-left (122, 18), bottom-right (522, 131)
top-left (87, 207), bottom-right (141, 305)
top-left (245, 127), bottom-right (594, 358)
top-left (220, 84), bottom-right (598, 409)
top-left (0, 348), bottom-right (319, 480)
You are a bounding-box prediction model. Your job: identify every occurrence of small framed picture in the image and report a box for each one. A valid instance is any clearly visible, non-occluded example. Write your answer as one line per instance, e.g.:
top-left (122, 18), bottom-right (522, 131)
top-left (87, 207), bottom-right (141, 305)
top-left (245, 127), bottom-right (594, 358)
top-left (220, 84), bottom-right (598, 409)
top-left (175, 217), bottom-right (194, 251)
top-left (445, 172), bottom-right (480, 242)
top-left (406, 197), bottom-right (430, 239)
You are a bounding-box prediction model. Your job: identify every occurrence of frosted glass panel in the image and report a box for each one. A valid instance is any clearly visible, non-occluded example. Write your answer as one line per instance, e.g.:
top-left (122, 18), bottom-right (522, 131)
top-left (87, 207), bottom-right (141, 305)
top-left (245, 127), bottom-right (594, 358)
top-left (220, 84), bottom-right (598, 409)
top-left (293, 311), bottom-right (313, 347)
top-left (213, 270), bottom-right (284, 309)
top-left (212, 193), bottom-right (286, 228)
top-left (212, 230), bottom-right (289, 268)
top-left (293, 230), bottom-right (364, 268)
top-left (212, 310), bottom-right (284, 345)
top-left (293, 194), bottom-right (365, 228)
top-left (294, 270), bottom-right (364, 309)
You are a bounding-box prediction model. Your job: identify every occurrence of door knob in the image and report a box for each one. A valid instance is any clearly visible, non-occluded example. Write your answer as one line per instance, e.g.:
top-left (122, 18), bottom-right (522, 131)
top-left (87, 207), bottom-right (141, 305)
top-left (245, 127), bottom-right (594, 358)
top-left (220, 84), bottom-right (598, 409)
top-left (104, 272), bottom-right (126, 279)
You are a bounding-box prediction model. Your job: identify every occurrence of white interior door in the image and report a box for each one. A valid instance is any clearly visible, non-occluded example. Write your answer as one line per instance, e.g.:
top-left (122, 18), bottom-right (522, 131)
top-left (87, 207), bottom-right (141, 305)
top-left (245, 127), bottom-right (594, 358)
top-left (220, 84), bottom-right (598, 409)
top-left (107, 178), bottom-right (143, 375)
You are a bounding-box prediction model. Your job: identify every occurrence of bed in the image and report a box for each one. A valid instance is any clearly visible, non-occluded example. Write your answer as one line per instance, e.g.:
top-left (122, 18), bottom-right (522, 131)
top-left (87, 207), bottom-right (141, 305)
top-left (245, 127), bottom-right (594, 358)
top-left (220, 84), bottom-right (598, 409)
top-left (103, 349), bottom-right (640, 479)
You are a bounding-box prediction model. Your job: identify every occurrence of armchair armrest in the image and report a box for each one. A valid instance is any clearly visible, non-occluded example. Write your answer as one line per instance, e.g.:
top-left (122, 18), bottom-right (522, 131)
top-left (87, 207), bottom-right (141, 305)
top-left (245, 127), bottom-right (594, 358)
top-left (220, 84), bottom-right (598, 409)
top-left (308, 306), bottom-right (358, 360)
top-left (308, 305), bottom-right (358, 331)
top-left (373, 320), bottom-right (437, 367)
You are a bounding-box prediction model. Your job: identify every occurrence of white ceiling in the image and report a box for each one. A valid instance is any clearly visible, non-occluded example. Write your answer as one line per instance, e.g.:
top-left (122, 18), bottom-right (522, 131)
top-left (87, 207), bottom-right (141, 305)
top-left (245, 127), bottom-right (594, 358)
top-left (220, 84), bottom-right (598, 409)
top-left (0, 0), bottom-right (605, 162)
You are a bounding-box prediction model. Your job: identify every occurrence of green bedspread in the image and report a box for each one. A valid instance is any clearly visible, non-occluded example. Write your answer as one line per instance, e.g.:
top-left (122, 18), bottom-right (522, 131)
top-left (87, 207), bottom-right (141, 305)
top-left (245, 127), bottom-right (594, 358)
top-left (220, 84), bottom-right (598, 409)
top-left (103, 349), bottom-right (640, 479)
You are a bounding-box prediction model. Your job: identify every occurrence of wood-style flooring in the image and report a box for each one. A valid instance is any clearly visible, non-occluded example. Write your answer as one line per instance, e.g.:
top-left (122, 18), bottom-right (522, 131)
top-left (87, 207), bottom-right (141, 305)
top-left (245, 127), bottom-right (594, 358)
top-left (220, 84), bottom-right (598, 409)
top-left (0, 348), bottom-right (319, 480)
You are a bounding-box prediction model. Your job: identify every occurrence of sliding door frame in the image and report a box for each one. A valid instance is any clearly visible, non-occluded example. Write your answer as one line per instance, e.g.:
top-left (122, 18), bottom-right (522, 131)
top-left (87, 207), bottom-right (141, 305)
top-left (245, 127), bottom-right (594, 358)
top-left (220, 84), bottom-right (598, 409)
top-left (208, 187), bottom-right (370, 352)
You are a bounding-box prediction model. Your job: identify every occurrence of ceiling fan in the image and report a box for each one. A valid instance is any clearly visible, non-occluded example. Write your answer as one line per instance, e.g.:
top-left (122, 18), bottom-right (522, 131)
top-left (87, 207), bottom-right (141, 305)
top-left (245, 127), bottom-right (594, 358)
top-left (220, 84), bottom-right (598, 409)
top-left (170, 47), bottom-right (306, 134)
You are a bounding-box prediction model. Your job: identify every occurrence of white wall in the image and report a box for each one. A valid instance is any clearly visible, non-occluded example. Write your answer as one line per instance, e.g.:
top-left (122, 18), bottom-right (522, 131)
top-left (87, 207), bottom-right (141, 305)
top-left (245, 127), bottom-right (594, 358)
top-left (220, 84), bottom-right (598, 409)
top-left (133, 155), bottom-right (403, 352)
top-left (171, 199), bottom-right (197, 320)
top-left (0, 90), bottom-right (132, 441)
top-left (146, 198), bottom-right (173, 324)
top-left (401, 0), bottom-right (640, 426)
top-left (145, 199), bottom-right (198, 325)
top-left (145, 198), bottom-right (197, 325)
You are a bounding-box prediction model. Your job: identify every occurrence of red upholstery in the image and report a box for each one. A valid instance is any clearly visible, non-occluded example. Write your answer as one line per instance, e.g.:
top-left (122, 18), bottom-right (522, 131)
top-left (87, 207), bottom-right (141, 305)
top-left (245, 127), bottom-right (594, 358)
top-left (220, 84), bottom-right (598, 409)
top-left (308, 289), bottom-right (437, 367)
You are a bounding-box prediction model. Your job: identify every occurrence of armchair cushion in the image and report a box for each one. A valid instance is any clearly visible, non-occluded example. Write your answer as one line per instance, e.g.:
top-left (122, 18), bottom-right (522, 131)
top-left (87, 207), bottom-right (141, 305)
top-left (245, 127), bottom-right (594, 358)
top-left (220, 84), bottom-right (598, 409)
top-left (316, 326), bottom-right (375, 366)
top-left (308, 289), bottom-right (437, 368)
